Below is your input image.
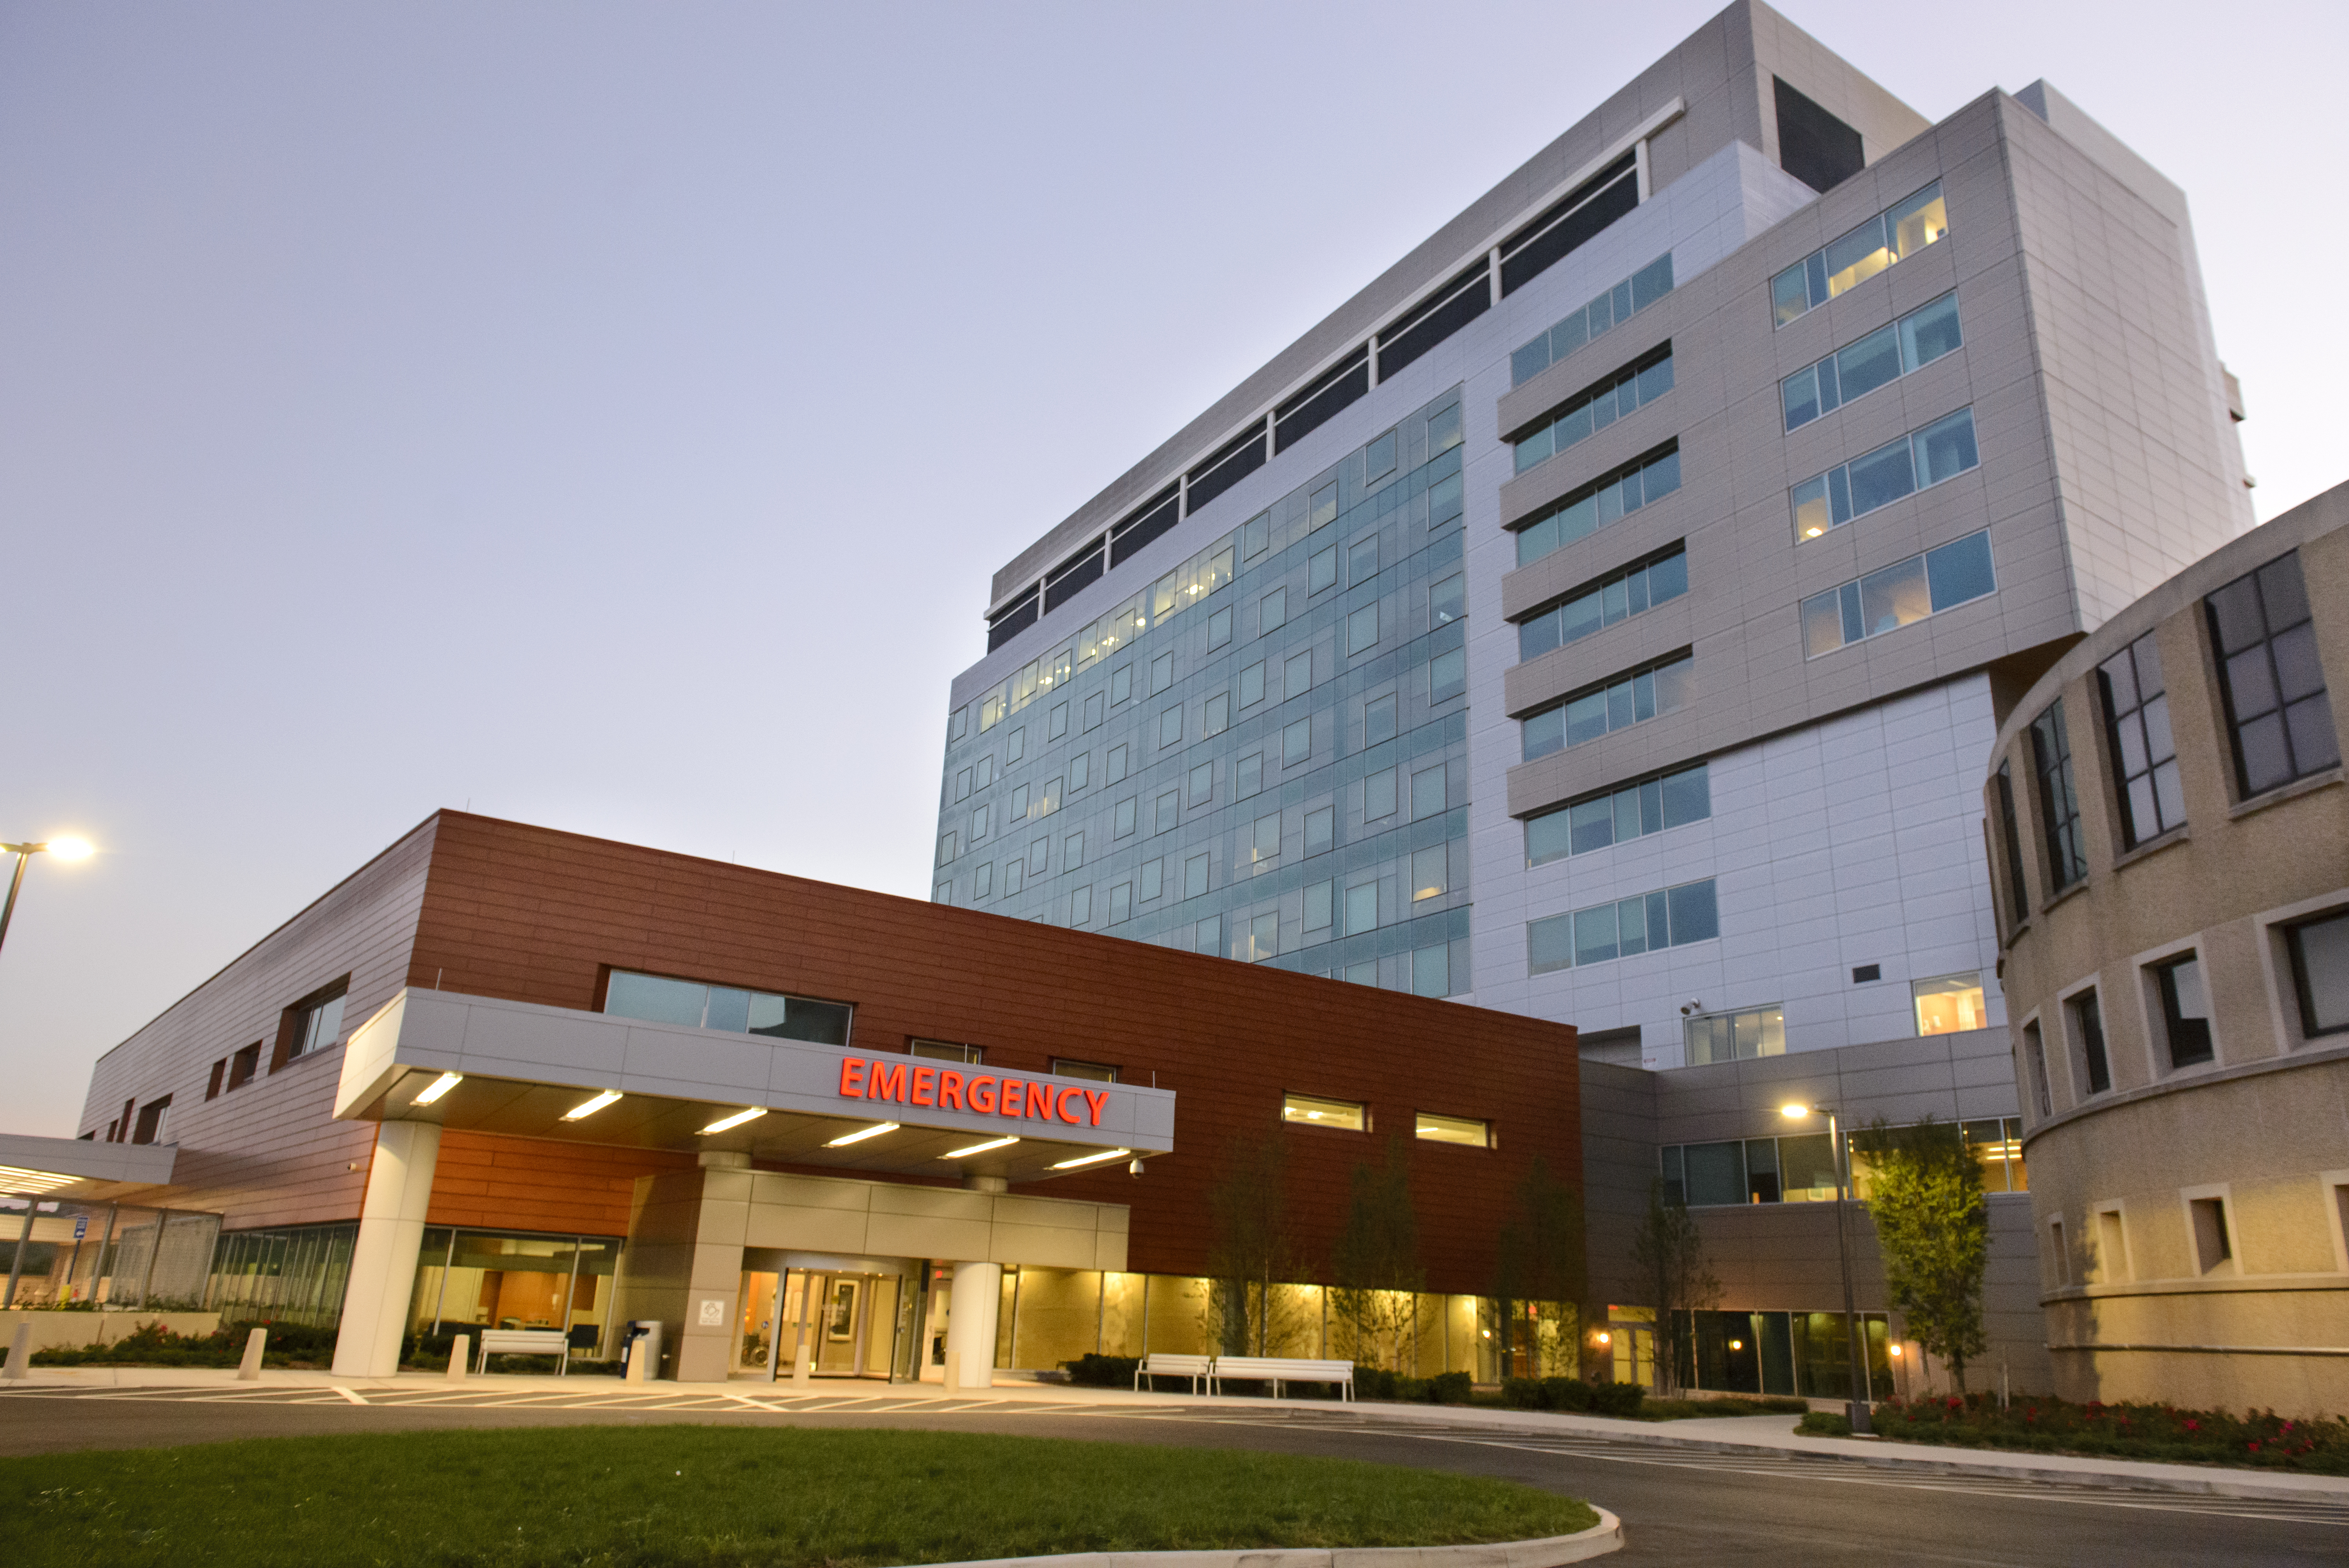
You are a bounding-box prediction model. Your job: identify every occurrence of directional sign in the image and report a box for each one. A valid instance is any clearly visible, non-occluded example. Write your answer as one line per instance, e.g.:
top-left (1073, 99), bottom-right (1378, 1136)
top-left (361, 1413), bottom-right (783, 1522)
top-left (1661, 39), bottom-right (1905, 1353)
top-left (72, 1217), bottom-right (87, 1240)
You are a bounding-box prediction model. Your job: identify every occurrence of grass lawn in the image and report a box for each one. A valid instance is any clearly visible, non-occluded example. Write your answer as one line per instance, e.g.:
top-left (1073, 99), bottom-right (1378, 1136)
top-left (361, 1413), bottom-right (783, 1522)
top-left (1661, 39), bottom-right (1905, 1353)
top-left (0, 1425), bottom-right (1599, 1568)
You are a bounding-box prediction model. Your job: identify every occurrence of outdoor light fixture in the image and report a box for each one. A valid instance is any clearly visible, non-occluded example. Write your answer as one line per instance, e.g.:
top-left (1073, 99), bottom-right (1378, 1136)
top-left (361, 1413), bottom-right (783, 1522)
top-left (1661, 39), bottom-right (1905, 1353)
top-left (941, 1135), bottom-right (1020, 1160)
top-left (825, 1121), bottom-right (899, 1147)
top-left (1729, 1338), bottom-right (1743, 1351)
top-left (413, 1071), bottom-right (463, 1105)
top-left (0, 835), bottom-right (97, 964)
top-left (1780, 1103), bottom-right (1808, 1118)
top-left (1597, 1331), bottom-right (1611, 1346)
top-left (1049, 1147), bottom-right (1132, 1170)
top-left (562, 1090), bottom-right (622, 1121)
top-left (1775, 1101), bottom-right (1873, 1434)
top-left (699, 1108), bottom-right (766, 1135)
top-left (45, 839), bottom-right (92, 860)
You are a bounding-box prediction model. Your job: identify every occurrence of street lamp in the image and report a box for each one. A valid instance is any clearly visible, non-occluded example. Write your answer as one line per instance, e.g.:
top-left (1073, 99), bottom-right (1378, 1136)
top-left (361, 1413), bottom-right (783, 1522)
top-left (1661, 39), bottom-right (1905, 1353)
top-left (0, 838), bottom-right (92, 961)
top-left (1782, 1101), bottom-right (1873, 1435)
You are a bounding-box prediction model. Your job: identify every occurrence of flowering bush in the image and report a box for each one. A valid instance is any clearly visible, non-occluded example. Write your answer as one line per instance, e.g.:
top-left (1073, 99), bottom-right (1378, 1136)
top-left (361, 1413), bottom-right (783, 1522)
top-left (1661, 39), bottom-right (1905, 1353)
top-left (1872, 1392), bottom-right (2349, 1473)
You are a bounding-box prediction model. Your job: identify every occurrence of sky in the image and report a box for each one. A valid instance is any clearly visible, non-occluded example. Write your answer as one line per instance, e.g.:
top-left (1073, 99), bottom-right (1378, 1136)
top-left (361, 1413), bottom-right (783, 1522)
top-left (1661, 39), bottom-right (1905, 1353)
top-left (2, 0), bottom-right (2342, 1133)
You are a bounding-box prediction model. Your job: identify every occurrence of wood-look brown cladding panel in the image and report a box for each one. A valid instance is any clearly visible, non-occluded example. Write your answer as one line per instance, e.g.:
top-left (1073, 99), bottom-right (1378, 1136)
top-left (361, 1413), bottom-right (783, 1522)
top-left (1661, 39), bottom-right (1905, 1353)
top-left (409, 813), bottom-right (1581, 1293)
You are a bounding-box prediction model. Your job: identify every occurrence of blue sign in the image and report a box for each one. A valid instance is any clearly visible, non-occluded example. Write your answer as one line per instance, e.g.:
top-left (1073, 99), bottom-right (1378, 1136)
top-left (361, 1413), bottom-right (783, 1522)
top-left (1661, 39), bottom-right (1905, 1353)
top-left (73, 1217), bottom-right (87, 1240)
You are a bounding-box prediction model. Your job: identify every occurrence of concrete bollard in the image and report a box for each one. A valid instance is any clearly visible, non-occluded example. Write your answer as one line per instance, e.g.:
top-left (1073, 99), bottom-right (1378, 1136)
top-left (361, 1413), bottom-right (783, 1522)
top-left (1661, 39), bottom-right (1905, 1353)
top-left (236, 1326), bottom-right (267, 1381)
top-left (2, 1322), bottom-right (31, 1380)
top-left (448, 1334), bottom-right (470, 1380)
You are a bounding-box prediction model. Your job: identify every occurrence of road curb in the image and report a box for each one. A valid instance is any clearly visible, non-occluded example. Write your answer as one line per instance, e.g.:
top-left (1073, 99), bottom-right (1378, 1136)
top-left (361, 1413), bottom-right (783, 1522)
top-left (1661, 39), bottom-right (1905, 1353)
top-left (891, 1512), bottom-right (1625, 1568)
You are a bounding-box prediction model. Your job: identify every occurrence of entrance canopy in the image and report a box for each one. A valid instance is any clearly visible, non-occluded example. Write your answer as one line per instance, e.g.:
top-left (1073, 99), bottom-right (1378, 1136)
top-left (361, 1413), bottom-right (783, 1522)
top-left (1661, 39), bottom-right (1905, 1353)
top-left (0, 1131), bottom-right (177, 1201)
top-left (336, 989), bottom-right (1176, 1183)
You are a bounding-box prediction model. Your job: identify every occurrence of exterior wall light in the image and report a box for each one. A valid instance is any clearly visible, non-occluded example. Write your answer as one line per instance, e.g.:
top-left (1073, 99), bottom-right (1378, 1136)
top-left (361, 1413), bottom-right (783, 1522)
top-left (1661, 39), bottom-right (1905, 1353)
top-left (413, 1072), bottom-right (463, 1105)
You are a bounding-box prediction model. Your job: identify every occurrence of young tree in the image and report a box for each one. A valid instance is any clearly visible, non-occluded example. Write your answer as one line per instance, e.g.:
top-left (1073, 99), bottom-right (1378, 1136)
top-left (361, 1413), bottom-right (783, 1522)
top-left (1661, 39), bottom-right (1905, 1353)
top-left (1494, 1156), bottom-right (1588, 1378)
top-left (1861, 1117), bottom-right (1988, 1391)
top-left (1331, 1135), bottom-right (1424, 1372)
top-left (1630, 1179), bottom-right (1719, 1396)
top-left (1202, 1130), bottom-right (1309, 1356)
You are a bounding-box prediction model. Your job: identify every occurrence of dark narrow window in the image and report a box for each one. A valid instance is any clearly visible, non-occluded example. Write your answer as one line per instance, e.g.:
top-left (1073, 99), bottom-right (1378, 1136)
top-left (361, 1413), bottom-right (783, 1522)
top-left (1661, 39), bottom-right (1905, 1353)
top-left (1377, 260), bottom-right (1491, 377)
top-left (2099, 630), bottom-right (2185, 846)
top-left (2154, 955), bottom-right (2215, 1068)
top-left (986, 586), bottom-right (1039, 652)
top-left (205, 1060), bottom-right (227, 1101)
top-left (2029, 701), bottom-right (2087, 891)
top-left (131, 1095), bottom-right (173, 1145)
top-left (2068, 991), bottom-right (2110, 1095)
top-left (227, 1041), bottom-right (262, 1090)
top-left (1185, 423), bottom-right (1268, 515)
top-left (2205, 551), bottom-right (2339, 797)
top-left (1273, 347), bottom-right (1371, 454)
top-left (1995, 761), bottom-right (2031, 924)
top-left (1108, 486), bottom-right (1181, 567)
top-left (1042, 537), bottom-right (1105, 613)
top-left (1499, 152), bottom-right (1639, 296)
top-left (1773, 77), bottom-right (1866, 193)
top-left (2287, 911), bottom-right (2349, 1039)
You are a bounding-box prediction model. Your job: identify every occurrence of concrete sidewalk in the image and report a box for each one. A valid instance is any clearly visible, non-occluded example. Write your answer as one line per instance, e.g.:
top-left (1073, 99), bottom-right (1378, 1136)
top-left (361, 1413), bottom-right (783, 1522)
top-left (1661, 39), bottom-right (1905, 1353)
top-left (11, 1363), bottom-right (2347, 1503)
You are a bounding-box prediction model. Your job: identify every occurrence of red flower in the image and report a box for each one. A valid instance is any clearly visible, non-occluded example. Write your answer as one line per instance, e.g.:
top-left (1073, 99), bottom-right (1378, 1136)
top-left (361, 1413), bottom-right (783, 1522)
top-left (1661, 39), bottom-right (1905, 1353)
top-left (2248, 1441), bottom-right (2261, 1452)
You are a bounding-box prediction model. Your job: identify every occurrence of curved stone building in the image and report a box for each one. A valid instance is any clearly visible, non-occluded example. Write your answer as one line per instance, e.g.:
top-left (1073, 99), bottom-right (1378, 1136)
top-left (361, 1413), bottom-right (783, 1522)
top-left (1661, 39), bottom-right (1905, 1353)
top-left (1984, 480), bottom-right (2348, 1415)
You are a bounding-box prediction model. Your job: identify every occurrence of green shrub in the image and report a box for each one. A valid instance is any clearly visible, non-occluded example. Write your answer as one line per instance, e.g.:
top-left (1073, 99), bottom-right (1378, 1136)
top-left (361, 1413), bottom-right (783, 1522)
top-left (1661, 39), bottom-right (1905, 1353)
top-left (1797, 1410), bottom-right (1852, 1436)
top-left (1501, 1376), bottom-right (1546, 1409)
top-left (1353, 1365), bottom-right (1397, 1401)
top-left (1430, 1371), bottom-right (1472, 1404)
top-left (1063, 1353), bottom-right (1143, 1388)
top-left (1870, 1392), bottom-right (2349, 1473)
top-left (31, 1320), bottom-right (337, 1368)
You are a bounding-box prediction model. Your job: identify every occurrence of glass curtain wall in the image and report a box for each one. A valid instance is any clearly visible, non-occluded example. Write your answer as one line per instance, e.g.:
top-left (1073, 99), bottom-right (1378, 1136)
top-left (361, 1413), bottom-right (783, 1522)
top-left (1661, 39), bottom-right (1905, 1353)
top-left (208, 1223), bottom-right (360, 1328)
top-left (403, 1229), bottom-right (620, 1359)
top-left (2, 1199), bottom-right (225, 1310)
top-left (1677, 1309), bottom-right (1891, 1398)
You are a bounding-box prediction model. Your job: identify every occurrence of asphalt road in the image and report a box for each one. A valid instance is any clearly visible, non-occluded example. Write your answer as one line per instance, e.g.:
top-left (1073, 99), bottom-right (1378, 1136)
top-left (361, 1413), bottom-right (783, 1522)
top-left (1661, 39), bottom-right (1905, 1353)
top-left (1, 1389), bottom-right (2342, 1566)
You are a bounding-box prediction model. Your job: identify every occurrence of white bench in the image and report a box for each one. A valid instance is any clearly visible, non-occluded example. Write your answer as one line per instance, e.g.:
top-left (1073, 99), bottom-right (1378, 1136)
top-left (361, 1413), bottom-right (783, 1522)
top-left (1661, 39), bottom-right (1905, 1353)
top-left (1209, 1356), bottom-right (1355, 1400)
top-left (1134, 1352), bottom-right (1214, 1394)
top-left (476, 1328), bottom-right (571, 1374)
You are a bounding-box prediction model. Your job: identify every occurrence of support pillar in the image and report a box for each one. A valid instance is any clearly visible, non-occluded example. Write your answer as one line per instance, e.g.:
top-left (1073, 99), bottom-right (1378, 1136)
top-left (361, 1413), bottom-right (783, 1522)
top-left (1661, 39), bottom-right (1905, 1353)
top-left (943, 1260), bottom-right (1002, 1393)
top-left (330, 1121), bottom-right (442, 1378)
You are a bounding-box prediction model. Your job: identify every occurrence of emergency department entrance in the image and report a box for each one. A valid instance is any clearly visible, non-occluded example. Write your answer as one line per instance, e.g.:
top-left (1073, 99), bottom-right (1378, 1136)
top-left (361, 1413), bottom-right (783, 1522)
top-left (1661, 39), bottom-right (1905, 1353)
top-left (734, 1254), bottom-right (914, 1381)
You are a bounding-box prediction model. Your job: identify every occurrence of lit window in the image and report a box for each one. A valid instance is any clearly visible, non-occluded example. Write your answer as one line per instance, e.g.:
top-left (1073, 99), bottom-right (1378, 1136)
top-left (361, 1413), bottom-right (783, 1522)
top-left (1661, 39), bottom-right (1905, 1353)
top-left (1415, 1112), bottom-right (1490, 1147)
top-left (1771, 182), bottom-right (1947, 328)
top-left (1052, 1058), bottom-right (1117, 1082)
top-left (1282, 1093), bottom-right (1366, 1131)
top-left (1682, 1005), bottom-right (1783, 1065)
top-left (911, 1040), bottom-right (982, 1064)
top-left (1914, 973), bottom-right (1985, 1035)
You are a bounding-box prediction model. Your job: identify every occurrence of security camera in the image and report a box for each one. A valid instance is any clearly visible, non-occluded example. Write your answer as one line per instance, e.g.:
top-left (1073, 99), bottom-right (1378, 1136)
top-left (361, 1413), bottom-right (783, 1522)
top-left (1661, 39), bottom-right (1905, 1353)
top-left (1679, 999), bottom-right (1703, 1016)
top-left (1128, 1157), bottom-right (1143, 1177)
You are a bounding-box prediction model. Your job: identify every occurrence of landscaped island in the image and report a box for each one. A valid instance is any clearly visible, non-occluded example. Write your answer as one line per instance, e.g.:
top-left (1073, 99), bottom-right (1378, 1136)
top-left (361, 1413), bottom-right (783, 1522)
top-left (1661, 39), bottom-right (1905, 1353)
top-left (4, 1426), bottom-right (1601, 1568)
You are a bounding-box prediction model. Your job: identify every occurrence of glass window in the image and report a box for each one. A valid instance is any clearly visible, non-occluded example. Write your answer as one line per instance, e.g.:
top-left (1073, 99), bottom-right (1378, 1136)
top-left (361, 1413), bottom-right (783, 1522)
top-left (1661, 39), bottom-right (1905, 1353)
top-left (1365, 767), bottom-right (1397, 821)
top-left (1158, 706), bottom-right (1182, 748)
top-left (1068, 753), bottom-right (1089, 793)
top-left (2068, 990), bottom-right (2110, 1095)
top-left (1236, 751), bottom-right (1262, 798)
top-left (1196, 914), bottom-right (1222, 955)
top-left (1251, 812), bottom-right (1281, 866)
top-left (1063, 831), bottom-right (1084, 871)
top-left (1344, 881), bottom-right (1379, 936)
top-left (1791, 408), bottom-right (1979, 540)
top-left (1003, 857), bottom-right (1023, 896)
top-left (1027, 838), bottom-right (1048, 876)
top-left (1261, 586), bottom-right (1287, 635)
top-left (2155, 955), bottom-right (2215, 1068)
top-left (1521, 655), bottom-right (1694, 756)
top-left (1282, 717), bottom-right (1312, 767)
top-left (1510, 253), bottom-right (1675, 385)
top-left (1203, 692), bottom-right (1229, 737)
top-left (1048, 703), bottom-right (1068, 741)
top-left (911, 1039), bottom-right (983, 1064)
top-left (1429, 572), bottom-right (1464, 627)
top-left (1309, 545), bottom-right (1337, 595)
top-left (1515, 547), bottom-right (1688, 665)
top-left (1528, 878), bottom-right (1717, 975)
top-left (606, 971), bottom-right (850, 1046)
top-left (1183, 853), bottom-right (1210, 900)
top-left (1510, 445), bottom-right (1682, 570)
top-left (1139, 859), bottom-right (1162, 901)
top-left (1683, 1005), bottom-right (1783, 1065)
top-left (1239, 661), bottom-right (1265, 708)
top-left (2030, 700), bottom-right (2087, 891)
top-left (1283, 1093), bottom-right (1365, 1131)
top-left (1410, 764), bottom-right (1446, 820)
top-left (1148, 652), bottom-right (1174, 696)
top-left (1346, 602), bottom-right (1379, 656)
top-left (1068, 885), bottom-right (1091, 925)
top-left (1108, 881), bottom-right (1131, 925)
top-left (1781, 293), bottom-right (1960, 432)
top-left (1083, 691), bottom-right (1103, 731)
top-left (1007, 727), bottom-right (1025, 764)
top-left (1242, 511), bottom-right (1271, 559)
top-left (1772, 183), bottom-right (1947, 329)
top-left (1105, 745), bottom-right (1127, 784)
top-left (1914, 972), bottom-right (1985, 1035)
top-left (2287, 911), bottom-right (2349, 1038)
top-left (1349, 534), bottom-right (1379, 583)
top-left (2100, 630), bottom-right (2184, 847)
top-left (1412, 845), bottom-right (1448, 901)
top-left (1051, 1058), bottom-right (1118, 1082)
top-left (1283, 650), bottom-right (1312, 697)
top-left (972, 862), bottom-right (992, 900)
top-left (1365, 429), bottom-right (1398, 481)
top-left (1304, 805), bottom-right (1335, 856)
top-left (2206, 551), bottom-right (2338, 797)
top-left (1248, 910), bottom-right (1280, 961)
top-left (1430, 646), bottom-right (1466, 704)
top-left (1416, 1112), bottom-right (1489, 1147)
top-left (954, 768), bottom-right (971, 803)
top-left (1303, 879), bottom-right (1332, 932)
top-left (1805, 532), bottom-right (1993, 657)
top-left (1681, 1140), bottom-right (1747, 1206)
top-left (1154, 789), bottom-right (1178, 834)
top-left (2023, 1021), bottom-right (2051, 1117)
top-left (1309, 484), bottom-right (1338, 529)
top-left (1187, 762), bottom-right (1212, 804)
top-left (1411, 943), bottom-right (1449, 998)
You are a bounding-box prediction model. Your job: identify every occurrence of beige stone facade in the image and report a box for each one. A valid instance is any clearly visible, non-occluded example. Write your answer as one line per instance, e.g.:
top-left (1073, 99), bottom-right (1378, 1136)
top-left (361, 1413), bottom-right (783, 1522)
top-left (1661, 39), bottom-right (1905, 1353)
top-left (1986, 481), bottom-right (2349, 1416)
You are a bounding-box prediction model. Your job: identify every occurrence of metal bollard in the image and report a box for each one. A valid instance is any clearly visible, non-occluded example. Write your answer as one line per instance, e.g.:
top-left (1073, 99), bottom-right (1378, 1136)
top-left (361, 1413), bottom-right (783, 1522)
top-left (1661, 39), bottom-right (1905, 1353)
top-left (236, 1326), bottom-right (267, 1381)
top-left (2, 1322), bottom-right (31, 1380)
top-left (448, 1334), bottom-right (470, 1380)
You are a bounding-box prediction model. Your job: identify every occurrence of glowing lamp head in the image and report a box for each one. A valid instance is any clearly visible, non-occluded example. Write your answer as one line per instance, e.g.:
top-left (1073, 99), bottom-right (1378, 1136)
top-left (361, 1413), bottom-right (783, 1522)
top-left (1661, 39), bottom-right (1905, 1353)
top-left (45, 838), bottom-right (94, 860)
top-left (1781, 1103), bottom-right (1811, 1120)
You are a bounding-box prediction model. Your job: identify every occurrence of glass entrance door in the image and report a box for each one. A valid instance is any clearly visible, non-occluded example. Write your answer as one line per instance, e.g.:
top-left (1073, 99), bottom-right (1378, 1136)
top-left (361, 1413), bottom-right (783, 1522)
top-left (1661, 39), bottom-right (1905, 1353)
top-left (775, 1268), bottom-right (900, 1379)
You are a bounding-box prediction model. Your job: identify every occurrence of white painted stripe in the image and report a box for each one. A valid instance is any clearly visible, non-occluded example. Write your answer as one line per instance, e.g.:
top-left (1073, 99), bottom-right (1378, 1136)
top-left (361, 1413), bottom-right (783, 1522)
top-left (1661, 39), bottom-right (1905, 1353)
top-left (331, 1386), bottom-right (368, 1405)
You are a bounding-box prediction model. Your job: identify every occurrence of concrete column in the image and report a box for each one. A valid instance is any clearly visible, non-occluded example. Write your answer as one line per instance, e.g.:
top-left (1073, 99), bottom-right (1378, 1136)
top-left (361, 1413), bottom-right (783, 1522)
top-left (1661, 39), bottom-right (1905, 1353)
top-left (330, 1121), bottom-right (442, 1378)
top-left (943, 1260), bottom-right (1001, 1392)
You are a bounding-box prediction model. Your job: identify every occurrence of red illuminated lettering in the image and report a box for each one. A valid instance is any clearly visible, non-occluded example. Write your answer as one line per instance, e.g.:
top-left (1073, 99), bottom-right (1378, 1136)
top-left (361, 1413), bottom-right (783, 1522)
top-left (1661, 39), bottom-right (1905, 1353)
top-left (1002, 1079), bottom-right (1027, 1117)
top-left (1082, 1089), bottom-right (1108, 1127)
top-left (1055, 1086), bottom-right (1084, 1124)
top-left (868, 1060), bottom-right (907, 1103)
top-left (970, 1076), bottom-right (998, 1114)
top-left (839, 1059), bottom-right (867, 1099)
top-left (940, 1071), bottom-right (966, 1111)
top-left (1029, 1082), bottom-right (1056, 1122)
top-left (913, 1067), bottom-right (937, 1107)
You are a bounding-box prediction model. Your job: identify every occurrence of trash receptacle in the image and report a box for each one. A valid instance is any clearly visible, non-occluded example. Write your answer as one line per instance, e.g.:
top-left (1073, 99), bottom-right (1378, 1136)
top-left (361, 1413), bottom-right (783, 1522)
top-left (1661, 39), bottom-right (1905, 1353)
top-left (620, 1320), bottom-right (664, 1383)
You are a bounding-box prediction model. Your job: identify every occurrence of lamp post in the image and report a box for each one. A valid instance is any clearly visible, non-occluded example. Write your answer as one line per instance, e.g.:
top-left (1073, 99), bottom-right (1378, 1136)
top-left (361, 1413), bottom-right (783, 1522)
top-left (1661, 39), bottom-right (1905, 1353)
top-left (1783, 1101), bottom-right (1873, 1435)
top-left (0, 838), bottom-right (93, 962)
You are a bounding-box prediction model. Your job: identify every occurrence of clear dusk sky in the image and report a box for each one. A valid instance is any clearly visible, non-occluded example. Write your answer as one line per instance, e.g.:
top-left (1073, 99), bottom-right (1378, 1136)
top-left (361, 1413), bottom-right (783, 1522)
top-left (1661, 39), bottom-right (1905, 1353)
top-left (3, 0), bottom-right (2342, 1132)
